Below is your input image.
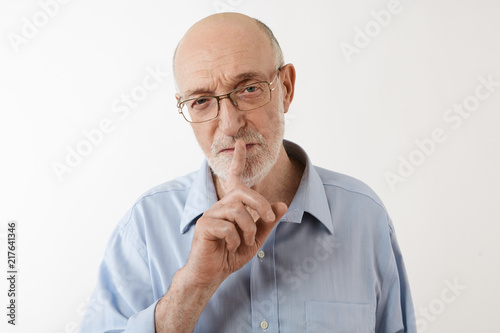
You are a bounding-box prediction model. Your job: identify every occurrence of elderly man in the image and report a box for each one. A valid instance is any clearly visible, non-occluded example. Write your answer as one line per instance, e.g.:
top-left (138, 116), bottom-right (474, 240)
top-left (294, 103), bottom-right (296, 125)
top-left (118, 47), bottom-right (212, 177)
top-left (80, 13), bottom-right (416, 333)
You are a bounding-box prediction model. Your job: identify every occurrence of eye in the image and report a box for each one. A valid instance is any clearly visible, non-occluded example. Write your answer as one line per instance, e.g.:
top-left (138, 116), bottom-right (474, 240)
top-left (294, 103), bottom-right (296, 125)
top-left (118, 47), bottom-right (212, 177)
top-left (190, 97), bottom-right (211, 109)
top-left (196, 98), bottom-right (210, 105)
top-left (238, 83), bottom-right (264, 97)
top-left (244, 85), bottom-right (259, 93)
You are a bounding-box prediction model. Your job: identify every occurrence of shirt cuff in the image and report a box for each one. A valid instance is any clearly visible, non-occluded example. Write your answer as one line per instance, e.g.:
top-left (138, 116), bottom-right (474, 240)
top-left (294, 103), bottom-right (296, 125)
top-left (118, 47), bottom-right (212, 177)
top-left (125, 299), bottom-right (160, 332)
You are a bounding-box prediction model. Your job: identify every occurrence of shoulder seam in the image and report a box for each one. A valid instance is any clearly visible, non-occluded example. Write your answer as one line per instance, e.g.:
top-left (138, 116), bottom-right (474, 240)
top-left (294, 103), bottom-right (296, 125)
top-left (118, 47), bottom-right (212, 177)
top-left (139, 185), bottom-right (192, 201)
top-left (121, 186), bottom-right (191, 228)
top-left (323, 183), bottom-right (386, 211)
top-left (118, 186), bottom-right (192, 262)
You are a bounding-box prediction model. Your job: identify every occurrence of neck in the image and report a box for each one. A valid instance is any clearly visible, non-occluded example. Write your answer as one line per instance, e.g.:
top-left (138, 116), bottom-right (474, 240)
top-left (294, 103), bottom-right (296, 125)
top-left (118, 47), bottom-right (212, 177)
top-left (213, 145), bottom-right (305, 206)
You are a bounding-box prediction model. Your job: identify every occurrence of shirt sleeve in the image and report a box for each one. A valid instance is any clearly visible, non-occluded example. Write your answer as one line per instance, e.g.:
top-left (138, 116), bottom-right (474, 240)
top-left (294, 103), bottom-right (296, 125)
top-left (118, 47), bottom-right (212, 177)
top-left (376, 219), bottom-right (417, 333)
top-left (78, 214), bottom-right (158, 333)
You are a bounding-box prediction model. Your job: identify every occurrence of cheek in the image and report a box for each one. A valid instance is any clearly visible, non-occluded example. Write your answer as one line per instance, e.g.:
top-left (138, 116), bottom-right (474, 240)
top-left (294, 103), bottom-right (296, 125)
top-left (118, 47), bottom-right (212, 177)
top-left (191, 124), bottom-right (215, 154)
top-left (258, 108), bottom-right (284, 137)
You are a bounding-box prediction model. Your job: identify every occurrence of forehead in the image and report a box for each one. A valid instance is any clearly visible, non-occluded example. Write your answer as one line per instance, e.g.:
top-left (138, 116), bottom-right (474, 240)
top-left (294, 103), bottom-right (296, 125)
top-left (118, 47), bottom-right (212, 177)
top-left (175, 20), bottom-right (275, 95)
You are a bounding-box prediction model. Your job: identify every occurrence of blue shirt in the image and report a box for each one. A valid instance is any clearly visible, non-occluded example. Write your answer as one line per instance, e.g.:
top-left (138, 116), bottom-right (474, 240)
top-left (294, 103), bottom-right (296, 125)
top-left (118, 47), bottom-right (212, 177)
top-left (79, 141), bottom-right (416, 332)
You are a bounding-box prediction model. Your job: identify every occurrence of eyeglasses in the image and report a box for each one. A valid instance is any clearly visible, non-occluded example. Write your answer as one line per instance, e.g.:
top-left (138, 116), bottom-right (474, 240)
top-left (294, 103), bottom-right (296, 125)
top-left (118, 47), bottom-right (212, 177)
top-left (177, 70), bottom-right (280, 123)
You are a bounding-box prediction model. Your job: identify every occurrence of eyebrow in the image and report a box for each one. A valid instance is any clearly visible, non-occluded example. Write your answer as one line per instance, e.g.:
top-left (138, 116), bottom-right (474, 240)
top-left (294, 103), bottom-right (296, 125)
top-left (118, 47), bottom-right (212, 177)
top-left (182, 71), bottom-right (266, 99)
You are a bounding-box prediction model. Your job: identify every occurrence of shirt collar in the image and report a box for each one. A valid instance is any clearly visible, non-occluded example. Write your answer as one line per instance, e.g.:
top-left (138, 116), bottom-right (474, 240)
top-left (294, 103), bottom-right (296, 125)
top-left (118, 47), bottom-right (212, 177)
top-left (281, 141), bottom-right (334, 234)
top-left (180, 140), bottom-right (334, 235)
top-left (180, 160), bottom-right (218, 233)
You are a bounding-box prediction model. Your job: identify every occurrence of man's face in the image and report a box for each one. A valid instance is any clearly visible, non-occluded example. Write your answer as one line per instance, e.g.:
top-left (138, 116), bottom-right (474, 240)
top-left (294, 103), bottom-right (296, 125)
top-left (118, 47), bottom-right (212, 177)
top-left (175, 16), bottom-right (287, 187)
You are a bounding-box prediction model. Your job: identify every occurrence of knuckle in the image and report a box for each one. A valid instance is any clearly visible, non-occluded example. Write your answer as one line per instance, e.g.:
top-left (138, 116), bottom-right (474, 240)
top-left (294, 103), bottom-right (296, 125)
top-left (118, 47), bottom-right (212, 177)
top-left (227, 185), bottom-right (244, 196)
top-left (196, 216), bottom-right (210, 227)
top-left (220, 225), bottom-right (229, 234)
top-left (247, 223), bottom-right (257, 233)
top-left (217, 202), bottom-right (240, 217)
top-left (220, 221), bottom-right (235, 233)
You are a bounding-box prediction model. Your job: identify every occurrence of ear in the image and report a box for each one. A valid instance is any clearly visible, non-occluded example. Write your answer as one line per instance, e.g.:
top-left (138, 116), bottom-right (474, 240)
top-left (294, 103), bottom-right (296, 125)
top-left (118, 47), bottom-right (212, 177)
top-left (279, 64), bottom-right (296, 113)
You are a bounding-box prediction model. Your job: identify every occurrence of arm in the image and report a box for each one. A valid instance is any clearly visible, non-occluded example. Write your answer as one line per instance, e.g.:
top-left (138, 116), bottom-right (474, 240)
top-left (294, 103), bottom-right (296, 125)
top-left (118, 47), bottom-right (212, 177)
top-left (154, 140), bottom-right (287, 332)
top-left (153, 267), bottom-right (217, 333)
top-left (376, 221), bottom-right (417, 333)
top-left (78, 226), bottom-right (157, 333)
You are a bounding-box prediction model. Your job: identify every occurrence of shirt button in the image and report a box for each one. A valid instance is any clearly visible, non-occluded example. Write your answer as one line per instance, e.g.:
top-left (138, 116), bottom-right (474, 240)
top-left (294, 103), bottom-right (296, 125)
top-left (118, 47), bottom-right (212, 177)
top-left (260, 319), bottom-right (269, 330)
top-left (257, 250), bottom-right (265, 260)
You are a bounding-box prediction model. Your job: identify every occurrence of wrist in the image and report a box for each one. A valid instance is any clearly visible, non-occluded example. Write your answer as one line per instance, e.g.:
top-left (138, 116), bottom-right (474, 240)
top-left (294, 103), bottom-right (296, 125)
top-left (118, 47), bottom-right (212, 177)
top-left (155, 267), bottom-right (220, 333)
top-left (176, 265), bottom-right (223, 298)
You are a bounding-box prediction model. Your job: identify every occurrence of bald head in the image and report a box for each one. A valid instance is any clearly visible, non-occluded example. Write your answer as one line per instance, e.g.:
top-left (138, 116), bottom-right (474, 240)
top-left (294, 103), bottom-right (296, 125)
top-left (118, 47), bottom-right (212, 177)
top-left (173, 13), bottom-right (284, 90)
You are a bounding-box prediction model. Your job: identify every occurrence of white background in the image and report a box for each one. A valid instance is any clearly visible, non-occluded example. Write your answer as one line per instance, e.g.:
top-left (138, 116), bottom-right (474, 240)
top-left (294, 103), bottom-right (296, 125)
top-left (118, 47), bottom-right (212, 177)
top-left (1, 0), bottom-right (499, 332)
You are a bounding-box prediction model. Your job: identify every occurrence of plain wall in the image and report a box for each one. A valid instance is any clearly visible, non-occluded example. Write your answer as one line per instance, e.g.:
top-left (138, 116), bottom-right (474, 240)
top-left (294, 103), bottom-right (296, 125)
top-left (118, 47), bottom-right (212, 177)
top-left (1, 0), bottom-right (499, 332)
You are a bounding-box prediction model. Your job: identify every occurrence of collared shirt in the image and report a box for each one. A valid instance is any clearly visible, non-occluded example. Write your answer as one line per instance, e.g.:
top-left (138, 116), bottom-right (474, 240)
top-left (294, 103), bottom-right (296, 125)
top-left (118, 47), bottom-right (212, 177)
top-left (79, 140), bottom-right (416, 333)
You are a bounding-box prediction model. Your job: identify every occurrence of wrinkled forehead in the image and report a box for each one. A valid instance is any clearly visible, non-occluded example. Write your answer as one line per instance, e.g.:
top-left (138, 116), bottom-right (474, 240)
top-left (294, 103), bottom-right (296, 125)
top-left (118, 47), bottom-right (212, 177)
top-left (174, 19), bottom-right (276, 94)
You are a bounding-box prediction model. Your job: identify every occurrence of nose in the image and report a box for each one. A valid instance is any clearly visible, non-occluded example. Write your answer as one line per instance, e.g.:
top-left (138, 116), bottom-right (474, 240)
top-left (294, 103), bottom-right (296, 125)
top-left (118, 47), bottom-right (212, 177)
top-left (217, 96), bottom-right (245, 137)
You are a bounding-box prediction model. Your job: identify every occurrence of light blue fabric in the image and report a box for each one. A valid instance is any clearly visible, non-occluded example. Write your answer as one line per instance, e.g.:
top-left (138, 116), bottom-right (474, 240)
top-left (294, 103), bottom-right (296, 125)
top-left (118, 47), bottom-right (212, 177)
top-left (79, 140), bottom-right (416, 333)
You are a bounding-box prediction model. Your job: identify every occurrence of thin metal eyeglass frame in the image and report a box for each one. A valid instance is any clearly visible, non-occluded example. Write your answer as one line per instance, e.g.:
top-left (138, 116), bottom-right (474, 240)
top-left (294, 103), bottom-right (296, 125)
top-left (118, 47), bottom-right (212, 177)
top-left (177, 69), bottom-right (281, 124)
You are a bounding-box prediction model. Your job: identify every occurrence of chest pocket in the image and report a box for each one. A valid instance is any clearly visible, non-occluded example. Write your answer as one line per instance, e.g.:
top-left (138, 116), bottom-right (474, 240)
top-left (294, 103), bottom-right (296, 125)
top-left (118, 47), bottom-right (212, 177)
top-left (306, 301), bottom-right (375, 333)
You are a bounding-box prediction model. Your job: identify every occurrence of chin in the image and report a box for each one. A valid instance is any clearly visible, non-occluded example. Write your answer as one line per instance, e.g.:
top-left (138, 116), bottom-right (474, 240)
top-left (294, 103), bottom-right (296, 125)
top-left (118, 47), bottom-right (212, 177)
top-left (242, 154), bottom-right (277, 187)
top-left (208, 144), bottom-right (279, 188)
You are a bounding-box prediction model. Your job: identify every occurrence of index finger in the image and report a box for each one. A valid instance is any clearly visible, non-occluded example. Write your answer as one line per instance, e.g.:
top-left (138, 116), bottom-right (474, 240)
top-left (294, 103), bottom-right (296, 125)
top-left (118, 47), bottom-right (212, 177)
top-left (226, 139), bottom-right (246, 190)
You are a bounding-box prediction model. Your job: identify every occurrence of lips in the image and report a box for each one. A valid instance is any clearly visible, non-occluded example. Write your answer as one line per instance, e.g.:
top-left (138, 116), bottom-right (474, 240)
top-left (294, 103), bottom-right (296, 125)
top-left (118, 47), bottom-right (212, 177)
top-left (218, 143), bottom-right (256, 154)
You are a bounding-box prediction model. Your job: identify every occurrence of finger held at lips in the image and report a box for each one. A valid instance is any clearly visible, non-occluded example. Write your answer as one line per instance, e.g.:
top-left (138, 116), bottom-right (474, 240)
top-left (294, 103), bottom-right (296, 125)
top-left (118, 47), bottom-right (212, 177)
top-left (230, 140), bottom-right (277, 222)
top-left (226, 139), bottom-right (247, 187)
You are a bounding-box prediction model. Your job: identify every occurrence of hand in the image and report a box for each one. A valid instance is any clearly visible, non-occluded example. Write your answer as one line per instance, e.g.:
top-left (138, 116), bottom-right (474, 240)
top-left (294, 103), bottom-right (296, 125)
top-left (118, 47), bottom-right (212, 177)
top-left (184, 139), bottom-right (287, 288)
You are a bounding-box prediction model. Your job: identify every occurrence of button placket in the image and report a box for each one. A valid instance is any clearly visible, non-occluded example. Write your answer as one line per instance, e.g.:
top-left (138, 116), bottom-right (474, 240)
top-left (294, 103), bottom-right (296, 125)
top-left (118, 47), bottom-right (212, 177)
top-left (250, 228), bottom-right (279, 332)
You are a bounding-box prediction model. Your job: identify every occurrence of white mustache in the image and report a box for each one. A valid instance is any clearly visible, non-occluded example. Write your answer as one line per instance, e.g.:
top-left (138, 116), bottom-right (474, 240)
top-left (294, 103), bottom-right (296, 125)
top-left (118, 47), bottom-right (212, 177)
top-left (211, 129), bottom-right (267, 156)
